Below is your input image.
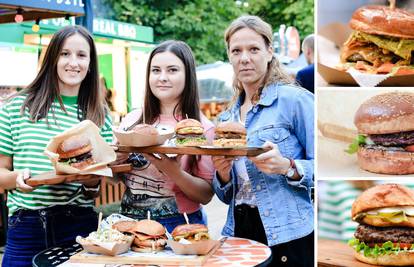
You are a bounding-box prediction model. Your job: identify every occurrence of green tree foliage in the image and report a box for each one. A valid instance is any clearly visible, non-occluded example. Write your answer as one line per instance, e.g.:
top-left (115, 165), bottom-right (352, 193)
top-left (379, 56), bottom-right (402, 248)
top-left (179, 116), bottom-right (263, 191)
top-left (248, 0), bottom-right (314, 39)
top-left (102, 0), bottom-right (314, 64)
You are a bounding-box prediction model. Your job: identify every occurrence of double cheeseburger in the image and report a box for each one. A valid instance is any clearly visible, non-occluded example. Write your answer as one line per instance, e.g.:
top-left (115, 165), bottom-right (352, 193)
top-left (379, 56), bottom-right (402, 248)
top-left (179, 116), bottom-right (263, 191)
top-left (349, 184), bottom-right (414, 266)
top-left (57, 134), bottom-right (95, 169)
top-left (353, 92), bottom-right (414, 175)
top-left (213, 121), bottom-right (246, 148)
top-left (175, 119), bottom-right (207, 147)
top-left (171, 223), bottom-right (210, 242)
top-left (113, 219), bottom-right (167, 252)
top-left (340, 5), bottom-right (414, 75)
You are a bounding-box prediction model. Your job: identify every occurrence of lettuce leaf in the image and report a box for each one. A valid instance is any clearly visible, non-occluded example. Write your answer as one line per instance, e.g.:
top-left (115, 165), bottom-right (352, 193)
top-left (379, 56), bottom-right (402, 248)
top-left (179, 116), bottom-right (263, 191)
top-left (345, 135), bottom-right (366, 154)
top-left (349, 238), bottom-right (413, 257)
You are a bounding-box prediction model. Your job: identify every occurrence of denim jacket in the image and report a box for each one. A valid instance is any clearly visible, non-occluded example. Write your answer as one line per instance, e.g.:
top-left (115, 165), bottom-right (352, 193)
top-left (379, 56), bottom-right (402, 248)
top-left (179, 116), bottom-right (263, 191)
top-left (212, 83), bottom-right (314, 246)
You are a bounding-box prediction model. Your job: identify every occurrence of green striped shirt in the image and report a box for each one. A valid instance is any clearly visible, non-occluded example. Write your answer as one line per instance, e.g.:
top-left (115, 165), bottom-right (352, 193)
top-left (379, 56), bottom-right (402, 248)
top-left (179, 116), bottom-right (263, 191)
top-left (0, 94), bottom-right (113, 216)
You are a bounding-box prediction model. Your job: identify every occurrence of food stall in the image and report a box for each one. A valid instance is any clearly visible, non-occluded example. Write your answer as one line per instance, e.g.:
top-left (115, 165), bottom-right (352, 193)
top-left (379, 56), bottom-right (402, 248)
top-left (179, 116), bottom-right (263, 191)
top-left (196, 62), bottom-right (234, 122)
top-left (0, 17), bottom-right (154, 124)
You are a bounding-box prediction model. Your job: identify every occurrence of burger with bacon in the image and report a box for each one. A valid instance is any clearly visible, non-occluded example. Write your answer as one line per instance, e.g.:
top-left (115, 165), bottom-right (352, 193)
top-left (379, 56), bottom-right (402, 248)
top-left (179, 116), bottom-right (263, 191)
top-left (174, 119), bottom-right (207, 147)
top-left (339, 5), bottom-right (414, 75)
top-left (349, 184), bottom-right (414, 266)
top-left (171, 223), bottom-right (210, 242)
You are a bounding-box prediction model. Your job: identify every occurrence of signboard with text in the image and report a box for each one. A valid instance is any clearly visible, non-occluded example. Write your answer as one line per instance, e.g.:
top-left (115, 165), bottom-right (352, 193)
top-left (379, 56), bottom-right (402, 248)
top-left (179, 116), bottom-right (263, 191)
top-left (0, 0), bottom-right (84, 14)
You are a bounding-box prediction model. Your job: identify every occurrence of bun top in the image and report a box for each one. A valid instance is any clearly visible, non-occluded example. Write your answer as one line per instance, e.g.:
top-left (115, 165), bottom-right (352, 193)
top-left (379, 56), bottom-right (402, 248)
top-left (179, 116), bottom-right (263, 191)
top-left (171, 223), bottom-right (208, 237)
top-left (135, 219), bottom-right (166, 236)
top-left (132, 124), bottom-right (158, 136)
top-left (215, 121), bottom-right (246, 135)
top-left (350, 5), bottom-right (414, 38)
top-left (352, 184), bottom-right (414, 218)
top-left (354, 92), bottom-right (414, 134)
top-left (175, 119), bottom-right (203, 131)
top-left (57, 134), bottom-right (91, 154)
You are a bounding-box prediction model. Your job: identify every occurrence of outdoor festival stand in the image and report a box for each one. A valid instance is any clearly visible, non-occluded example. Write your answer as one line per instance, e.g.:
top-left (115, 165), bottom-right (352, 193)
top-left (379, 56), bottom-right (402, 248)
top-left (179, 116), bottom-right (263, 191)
top-left (116, 145), bottom-right (270, 156)
top-left (318, 239), bottom-right (375, 267)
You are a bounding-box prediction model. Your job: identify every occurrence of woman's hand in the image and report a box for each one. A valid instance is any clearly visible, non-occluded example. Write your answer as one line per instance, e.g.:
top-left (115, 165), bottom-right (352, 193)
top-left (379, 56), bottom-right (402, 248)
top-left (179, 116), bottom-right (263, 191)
top-left (212, 156), bottom-right (234, 184)
top-left (16, 168), bottom-right (34, 192)
top-left (249, 141), bottom-right (290, 175)
top-left (142, 153), bottom-right (182, 177)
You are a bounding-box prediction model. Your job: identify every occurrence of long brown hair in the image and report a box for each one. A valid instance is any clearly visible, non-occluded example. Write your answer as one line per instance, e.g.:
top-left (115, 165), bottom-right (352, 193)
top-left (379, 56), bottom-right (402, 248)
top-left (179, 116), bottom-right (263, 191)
top-left (19, 25), bottom-right (106, 126)
top-left (137, 40), bottom-right (201, 125)
top-left (224, 15), bottom-right (294, 103)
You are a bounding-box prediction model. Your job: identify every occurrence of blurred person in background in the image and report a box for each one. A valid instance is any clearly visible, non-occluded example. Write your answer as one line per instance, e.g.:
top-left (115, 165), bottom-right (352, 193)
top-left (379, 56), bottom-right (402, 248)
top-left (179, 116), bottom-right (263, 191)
top-left (296, 34), bottom-right (314, 93)
top-left (0, 25), bottom-right (112, 267)
top-left (114, 40), bottom-right (214, 233)
top-left (212, 15), bottom-right (314, 267)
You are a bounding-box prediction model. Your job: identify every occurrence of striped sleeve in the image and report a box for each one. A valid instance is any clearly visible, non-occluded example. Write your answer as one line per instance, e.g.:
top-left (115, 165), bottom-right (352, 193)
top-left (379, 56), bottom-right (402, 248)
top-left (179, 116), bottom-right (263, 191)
top-left (101, 113), bottom-right (113, 144)
top-left (0, 103), bottom-right (13, 156)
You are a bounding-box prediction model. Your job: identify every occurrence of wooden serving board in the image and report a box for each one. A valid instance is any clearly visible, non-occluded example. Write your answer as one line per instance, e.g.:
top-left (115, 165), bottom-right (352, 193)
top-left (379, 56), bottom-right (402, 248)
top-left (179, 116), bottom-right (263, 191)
top-left (26, 164), bottom-right (132, 187)
top-left (318, 239), bottom-right (374, 267)
top-left (116, 145), bottom-right (271, 156)
top-left (69, 247), bottom-right (214, 266)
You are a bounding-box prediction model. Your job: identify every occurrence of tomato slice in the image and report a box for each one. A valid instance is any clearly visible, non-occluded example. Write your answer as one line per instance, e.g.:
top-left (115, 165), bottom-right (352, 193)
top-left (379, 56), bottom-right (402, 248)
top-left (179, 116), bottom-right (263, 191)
top-left (376, 63), bottom-right (394, 74)
top-left (367, 242), bottom-right (412, 249)
top-left (405, 145), bottom-right (414, 152)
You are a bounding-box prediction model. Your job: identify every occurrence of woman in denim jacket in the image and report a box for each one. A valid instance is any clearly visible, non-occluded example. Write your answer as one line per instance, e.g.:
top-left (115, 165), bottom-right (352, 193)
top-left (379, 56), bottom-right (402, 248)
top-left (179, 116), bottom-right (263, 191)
top-left (212, 16), bottom-right (314, 267)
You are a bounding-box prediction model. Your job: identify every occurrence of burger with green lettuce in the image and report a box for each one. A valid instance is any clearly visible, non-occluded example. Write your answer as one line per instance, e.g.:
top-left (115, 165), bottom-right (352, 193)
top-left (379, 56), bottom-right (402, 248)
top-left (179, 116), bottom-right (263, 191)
top-left (349, 184), bottom-right (414, 266)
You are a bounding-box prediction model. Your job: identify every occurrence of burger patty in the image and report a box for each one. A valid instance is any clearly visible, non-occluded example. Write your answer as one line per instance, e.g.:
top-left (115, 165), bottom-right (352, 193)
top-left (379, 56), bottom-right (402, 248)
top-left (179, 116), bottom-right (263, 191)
top-left (369, 131), bottom-right (414, 147)
top-left (59, 151), bottom-right (93, 162)
top-left (215, 133), bottom-right (245, 139)
top-left (355, 224), bottom-right (414, 244)
top-left (176, 133), bottom-right (204, 139)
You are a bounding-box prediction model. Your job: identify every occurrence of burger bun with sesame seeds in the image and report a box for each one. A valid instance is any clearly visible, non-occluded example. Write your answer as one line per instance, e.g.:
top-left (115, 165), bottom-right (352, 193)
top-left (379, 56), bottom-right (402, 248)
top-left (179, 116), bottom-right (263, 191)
top-left (353, 92), bottom-right (414, 174)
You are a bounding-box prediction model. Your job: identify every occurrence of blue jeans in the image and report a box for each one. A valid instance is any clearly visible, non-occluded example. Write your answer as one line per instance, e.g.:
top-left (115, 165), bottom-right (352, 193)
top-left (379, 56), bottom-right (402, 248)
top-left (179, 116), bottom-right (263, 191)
top-left (2, 205), bottom-right (98, 267)
top-left (157, 209), bottom-right (206, 233)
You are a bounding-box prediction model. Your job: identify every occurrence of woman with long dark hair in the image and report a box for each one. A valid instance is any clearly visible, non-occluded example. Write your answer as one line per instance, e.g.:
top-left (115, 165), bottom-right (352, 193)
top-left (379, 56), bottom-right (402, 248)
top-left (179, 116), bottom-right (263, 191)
top-left (116, 40), bottom-right (214, 232)
top-left (0, 25), bottom-right (112, 267)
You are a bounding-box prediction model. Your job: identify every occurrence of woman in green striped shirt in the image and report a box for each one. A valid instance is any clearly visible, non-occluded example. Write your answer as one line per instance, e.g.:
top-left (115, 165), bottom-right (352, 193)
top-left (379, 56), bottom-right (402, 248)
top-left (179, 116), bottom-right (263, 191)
top-left (0, 26), bottom-right (112, 267)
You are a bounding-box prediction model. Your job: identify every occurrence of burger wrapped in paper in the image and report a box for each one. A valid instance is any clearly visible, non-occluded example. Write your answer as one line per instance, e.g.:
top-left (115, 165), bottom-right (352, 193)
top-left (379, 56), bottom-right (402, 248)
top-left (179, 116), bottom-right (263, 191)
top-left (168, 223), bottom-right (220, 255)
top-left (349, 184), bottom-right (414, 266)
top-left (339, 5), bottom-right (414, 75)
top-left (171, 223), bottom-right (210, 242)
top-left (113, 219), bottom-right (167, 252)
top-left (174, 119), bottom-right (207, 147)
top-left (346, 92), bottom-right (414, 174)
top-left (213, 122), bottom-right (247, 148)
top-left (113, 123), bottom-right (174, 147)
top-left (44, 120), bottom-right (116, 176)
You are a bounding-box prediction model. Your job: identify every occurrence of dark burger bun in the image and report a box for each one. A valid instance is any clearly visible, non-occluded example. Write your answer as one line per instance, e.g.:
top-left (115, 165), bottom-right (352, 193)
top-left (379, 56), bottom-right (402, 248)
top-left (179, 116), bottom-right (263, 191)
top-left (354, 250), bottom-right (414, 266)
top-left (57, 134), bottom-right (92, 159)
top-left (357, 147), bottom-right (414, 175)
top-left (171, 224), bottom-right (208, 238)
top-left (132, 124), bottom-right (158, 136)
top-left (175, 119), bottom-right (203, 132)
top-left (215, 121), bottom-right (246, 135)
top-left (350, 5), bottom-right (414, 39)
top-left (351, 184), bottom-right (414, 220)
top-left (354, 92), bottom-right (414, 135)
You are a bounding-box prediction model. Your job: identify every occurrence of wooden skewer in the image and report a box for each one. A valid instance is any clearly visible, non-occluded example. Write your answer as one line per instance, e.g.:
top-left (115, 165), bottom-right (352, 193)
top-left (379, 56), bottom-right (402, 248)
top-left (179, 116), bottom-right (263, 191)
top-left (183, 212), bottom-right (189, 224)
top-left (97, 212), bottom-right (103, 232)
top-left (389, 0), bottom-right (396, 10)
top-left (147, 210), bottom-right (151, 220)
